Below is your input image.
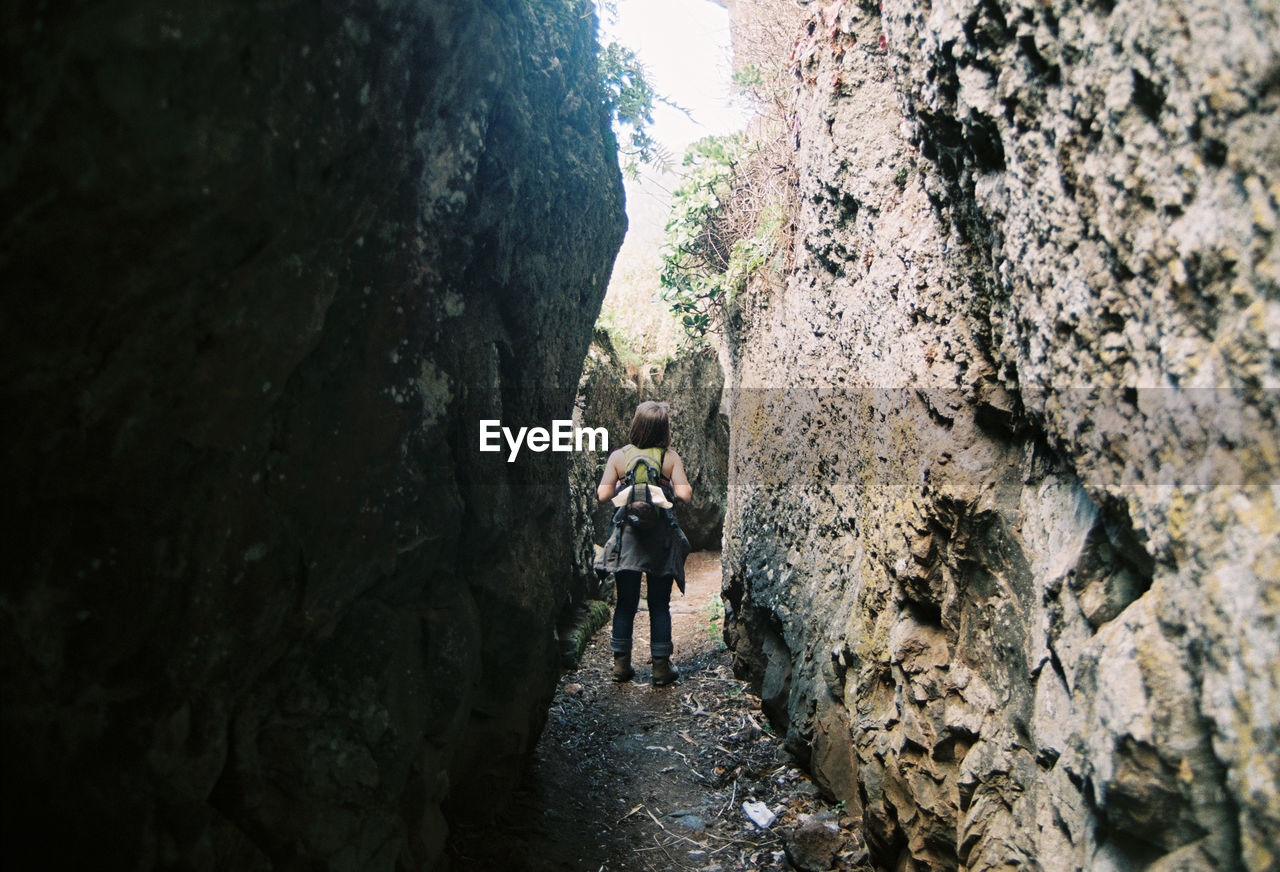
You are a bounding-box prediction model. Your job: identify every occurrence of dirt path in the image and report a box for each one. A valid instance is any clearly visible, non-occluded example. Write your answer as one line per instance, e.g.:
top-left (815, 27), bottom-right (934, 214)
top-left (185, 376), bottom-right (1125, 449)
top-left (449, 552), bottom-right (869, 872)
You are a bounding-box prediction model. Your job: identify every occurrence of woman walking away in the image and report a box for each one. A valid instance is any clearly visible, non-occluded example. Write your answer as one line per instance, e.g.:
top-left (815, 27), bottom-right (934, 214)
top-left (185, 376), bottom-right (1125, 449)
top-left (594, 401), bottom-right (693, 686)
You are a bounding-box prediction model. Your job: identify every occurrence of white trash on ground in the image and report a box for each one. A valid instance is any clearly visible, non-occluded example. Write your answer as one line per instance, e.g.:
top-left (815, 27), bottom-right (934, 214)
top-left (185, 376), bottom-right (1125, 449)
top-left (742, 800), bottom-right (777, 829)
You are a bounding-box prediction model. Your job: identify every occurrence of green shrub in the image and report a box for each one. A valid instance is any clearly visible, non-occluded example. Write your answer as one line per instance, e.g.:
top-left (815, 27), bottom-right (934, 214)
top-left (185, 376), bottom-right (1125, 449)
top-left (659, 134), bottom-right (788, 342)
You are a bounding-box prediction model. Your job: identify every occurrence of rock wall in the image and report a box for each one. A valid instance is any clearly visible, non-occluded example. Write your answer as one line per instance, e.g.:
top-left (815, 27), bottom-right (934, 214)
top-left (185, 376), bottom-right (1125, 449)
top-left (1, 2), bottom-right (624, 869)
top-left (660, 349), bottom-right (733, 550)
top-left (723, 0), bottom-right (1278, 870)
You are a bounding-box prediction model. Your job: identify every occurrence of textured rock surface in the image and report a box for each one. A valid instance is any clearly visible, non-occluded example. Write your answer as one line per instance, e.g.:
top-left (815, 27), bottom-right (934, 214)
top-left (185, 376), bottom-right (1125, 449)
top-left (569, 331), bottom-right (729, 591)
top-left (723, 0), bottom-right (1278, 870)
top-left (657, 348), bottom-right (732, 550)
top-left (1, 2), bottom-right (623, 869)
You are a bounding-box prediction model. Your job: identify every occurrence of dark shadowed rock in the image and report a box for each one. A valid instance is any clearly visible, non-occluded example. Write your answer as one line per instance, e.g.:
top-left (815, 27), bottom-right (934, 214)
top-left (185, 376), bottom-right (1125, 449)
top-left (1, 1), bottom-right (624, 869)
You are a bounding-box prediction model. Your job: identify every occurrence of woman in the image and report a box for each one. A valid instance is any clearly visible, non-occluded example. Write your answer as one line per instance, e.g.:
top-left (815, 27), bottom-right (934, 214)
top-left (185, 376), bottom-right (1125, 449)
top-left (595, 401), bottom-right (693, 686)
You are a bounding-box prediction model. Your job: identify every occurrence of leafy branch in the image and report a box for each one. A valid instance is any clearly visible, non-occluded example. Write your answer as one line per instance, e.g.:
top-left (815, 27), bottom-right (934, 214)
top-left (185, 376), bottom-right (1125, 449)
top-left (658, 134), bottom-right (788, 343)
top-left (594, 0), bottom-right (679, 179)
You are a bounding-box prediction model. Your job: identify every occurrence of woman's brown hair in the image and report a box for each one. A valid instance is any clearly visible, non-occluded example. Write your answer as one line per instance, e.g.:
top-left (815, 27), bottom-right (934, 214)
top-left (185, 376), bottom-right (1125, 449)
top-left (629, 401), bottom-right (670, 449)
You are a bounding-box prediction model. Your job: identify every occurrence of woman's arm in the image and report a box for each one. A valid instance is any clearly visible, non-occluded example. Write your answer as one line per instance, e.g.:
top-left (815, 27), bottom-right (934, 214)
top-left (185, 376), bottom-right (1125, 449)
top-left (666, 451), bottom-right (693, 504)
top-left (596, 450), bottom-right (624, 503)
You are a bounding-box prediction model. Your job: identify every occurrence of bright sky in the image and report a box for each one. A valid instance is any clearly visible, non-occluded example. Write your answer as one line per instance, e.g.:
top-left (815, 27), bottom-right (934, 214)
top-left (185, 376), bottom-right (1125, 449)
top-left (597, 0), bottom-right (744, 345)
top-left (603, 0), bottom-right (745, 156)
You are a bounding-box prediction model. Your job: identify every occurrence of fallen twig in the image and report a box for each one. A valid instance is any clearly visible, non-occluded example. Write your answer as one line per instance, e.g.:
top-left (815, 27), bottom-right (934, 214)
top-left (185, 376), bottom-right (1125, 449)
top-left (652, 831), bottom-right (692, 868)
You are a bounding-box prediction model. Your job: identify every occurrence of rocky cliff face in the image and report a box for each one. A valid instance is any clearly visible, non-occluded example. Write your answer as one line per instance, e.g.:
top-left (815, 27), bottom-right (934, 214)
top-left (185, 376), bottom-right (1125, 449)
top-left (723, 1), bottom-right (1277, 870)
top-left (1, 2), bottom-right (624, 869)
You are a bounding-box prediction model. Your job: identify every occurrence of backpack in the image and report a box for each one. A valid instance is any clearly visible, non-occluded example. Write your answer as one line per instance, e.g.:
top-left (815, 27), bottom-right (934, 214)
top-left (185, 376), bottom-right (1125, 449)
top-left (622, 446), bottom-right (667, 531)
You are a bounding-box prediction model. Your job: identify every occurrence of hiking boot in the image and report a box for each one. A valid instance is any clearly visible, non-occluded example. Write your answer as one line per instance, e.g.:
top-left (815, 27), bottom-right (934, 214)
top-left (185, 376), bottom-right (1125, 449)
top-left (612, 653), bottom-right (635, 682)
top-left (651, 657), bottom-right (679, 686)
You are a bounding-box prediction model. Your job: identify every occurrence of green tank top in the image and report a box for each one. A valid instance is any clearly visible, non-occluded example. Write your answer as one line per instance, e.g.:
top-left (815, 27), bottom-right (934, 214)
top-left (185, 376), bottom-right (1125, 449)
top-left (622, 445), bottom-right (665, 484)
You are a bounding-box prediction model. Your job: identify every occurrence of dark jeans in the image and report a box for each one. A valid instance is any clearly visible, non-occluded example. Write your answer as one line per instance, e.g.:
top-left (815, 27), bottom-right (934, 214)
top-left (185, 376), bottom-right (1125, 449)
top-left (610, 570), bottom-right (674, 658)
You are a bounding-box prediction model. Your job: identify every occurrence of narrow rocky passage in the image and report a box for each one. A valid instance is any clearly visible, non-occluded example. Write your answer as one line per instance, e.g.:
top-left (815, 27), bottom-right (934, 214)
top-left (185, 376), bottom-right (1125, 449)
top-left (448, 552), bottom-right (870, 872)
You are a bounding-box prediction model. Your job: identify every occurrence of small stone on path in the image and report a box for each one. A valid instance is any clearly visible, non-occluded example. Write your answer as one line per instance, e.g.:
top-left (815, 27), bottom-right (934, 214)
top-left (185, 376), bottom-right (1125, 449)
top-left (784, 816), bottom-right (843, 872)
top-left (671, 812), bottom-right (707, 830)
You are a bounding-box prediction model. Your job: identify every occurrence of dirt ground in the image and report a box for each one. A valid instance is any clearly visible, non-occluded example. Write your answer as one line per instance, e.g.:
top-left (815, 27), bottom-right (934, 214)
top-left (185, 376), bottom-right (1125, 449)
top-left (448, 552), bottom-right (871, 872)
